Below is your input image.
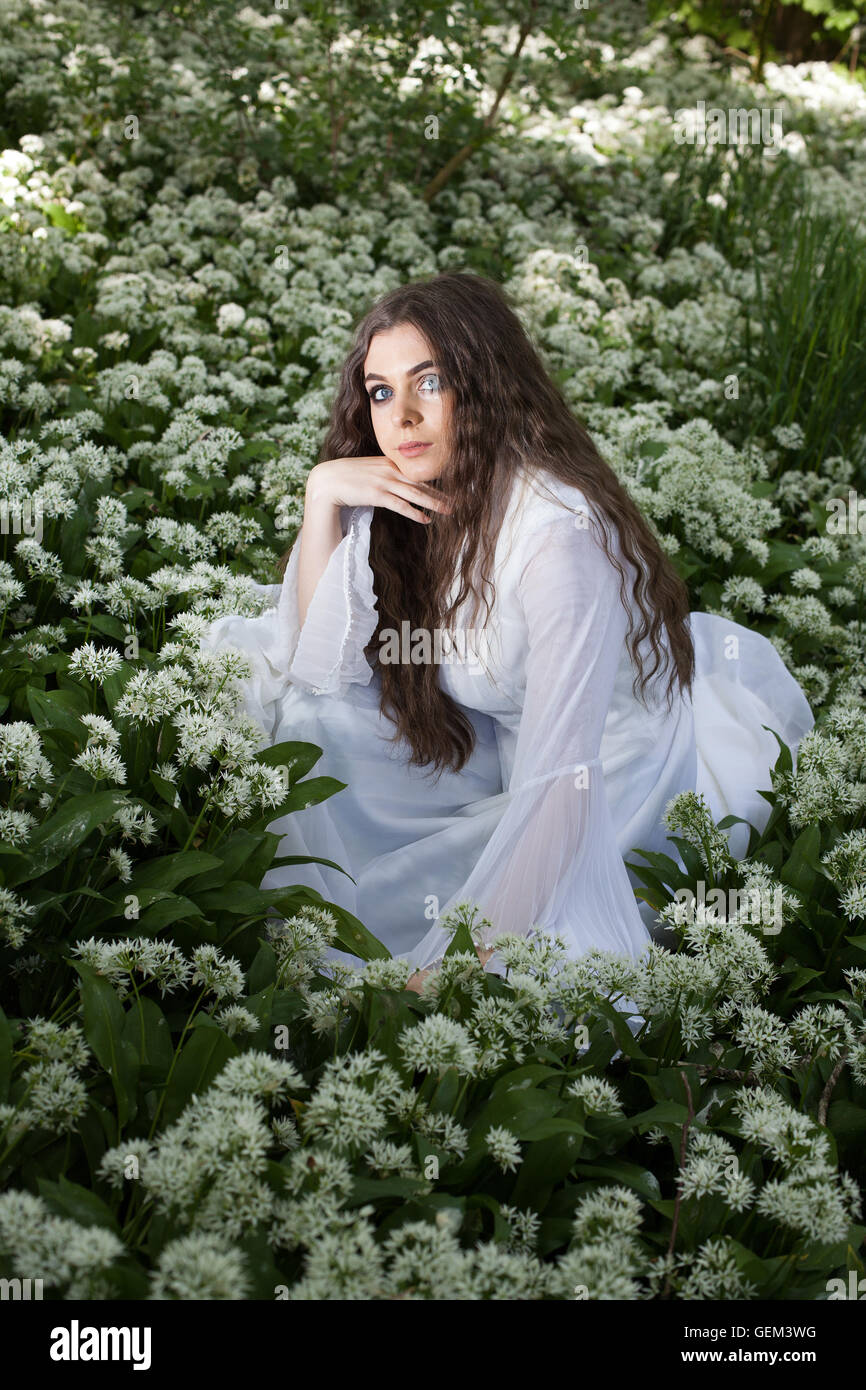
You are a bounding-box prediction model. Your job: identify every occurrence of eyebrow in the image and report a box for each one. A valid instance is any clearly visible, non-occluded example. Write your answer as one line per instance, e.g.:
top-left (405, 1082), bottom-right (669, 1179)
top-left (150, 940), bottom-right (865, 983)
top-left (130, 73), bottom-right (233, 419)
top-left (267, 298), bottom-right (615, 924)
top-left (363, 359), bottom-right (435, 383)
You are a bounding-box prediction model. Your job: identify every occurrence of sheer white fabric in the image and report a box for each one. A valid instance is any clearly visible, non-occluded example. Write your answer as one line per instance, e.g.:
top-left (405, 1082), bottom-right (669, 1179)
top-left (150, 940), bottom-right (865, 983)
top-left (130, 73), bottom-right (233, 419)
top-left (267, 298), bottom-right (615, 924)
top-left (199, 506), bottom-right (378, 748)
top-left (198, 467), bottom-right (815, 974)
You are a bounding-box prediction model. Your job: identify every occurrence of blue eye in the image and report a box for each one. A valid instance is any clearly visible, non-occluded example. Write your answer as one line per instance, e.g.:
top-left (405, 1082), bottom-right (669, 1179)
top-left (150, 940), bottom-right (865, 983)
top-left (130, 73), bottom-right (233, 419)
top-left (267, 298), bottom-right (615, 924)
top-left (367, 373), bottom-right (441, 404)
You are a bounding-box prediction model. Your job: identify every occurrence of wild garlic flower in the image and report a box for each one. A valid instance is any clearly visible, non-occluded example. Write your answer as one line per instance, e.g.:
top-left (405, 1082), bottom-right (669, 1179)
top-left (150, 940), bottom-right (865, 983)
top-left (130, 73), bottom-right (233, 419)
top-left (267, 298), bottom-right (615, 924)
top-left (144, 1091), bottom-right (276, 1241)
top-left (398, 1014), bottom-right (479, 1077)
top-left (0, 807), bottom-right (37, 847)
top-left (500, 1204), bottom-right (542, 1253)
top-left (191, 945), bottom-right (245, 1002)
top-left (678, 1238), bottom-right (758, 1300)
top-left (567, 1075), bottom-right (624, 1116)
top-left (822, 829), bottom-right (866, 887)
top-left (720, 576), bottom-right (765, 613)
top-left (0, 721), bottom-right (53, 786)
top-left (268, 907), bottom-right (338, 988)
top-left (678, 1133), bottom-right (755, 1212)
top-left (0, 886), bottom-right (38, 949)
top-left (572, 1185), bottom-right (644, 1243)
top-left (16, 1058), bottom-right (88, 1133)
top-left (0, 1190), bottom-right (124, 1296)
top-left (356, 956), bottom-right (414, 991)
top-left (79, 713), bottom-right (121, 747)
top-left (112, 803), bottom-right (158, 844)
top-left (115, 666), bottom-right (196, 727)
top-left (282, 1222), bottom-right (388, 1300)
top-left (773, 730), bottom-right (864, 827)
top-left (25, 1018), bottom-right (90, 1068)
top-left (733, 1003), bottom-right (798, 1076)
top-left (663, 791), bottom-right (736, 876)
top-left (71, 936), bottom-right (191, 999)
top-left (548, 1238), bottom-right (645, 1300)
top-left (466, 995), bottom-right (531, 1074)
top-left (67, 640), bottom-right (123, 682)
top-left (789, 1002), bottom-right (851, 1059)
top-left (733, 1086), bottom-right (833, 1175)
top-left (150, 1232), bottom-right (252, 1300)
top-left (272, 1116), bottom-right (301, 1151)
top-left (72, 743), bottom-right (127, 784)
top-left (412, 1111), bottom-right (470, 1159)
top-left (485, 1125), bottom-right (523, 1173)
top-left (214, 1004), bottom-right (260, 1037)
top-left (98, 1142), bottom-right (157, 1189)
top-left (364, 1139), bottom-right (421, 1179)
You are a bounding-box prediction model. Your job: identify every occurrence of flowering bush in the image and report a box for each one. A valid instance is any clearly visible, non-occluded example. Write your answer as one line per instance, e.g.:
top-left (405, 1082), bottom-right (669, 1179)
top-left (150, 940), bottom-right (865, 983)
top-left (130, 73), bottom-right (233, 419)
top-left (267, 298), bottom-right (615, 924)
top-left (1, 0), bottom-right (865, 1299)
top-left (1, 875), bottom-right (865, 1300)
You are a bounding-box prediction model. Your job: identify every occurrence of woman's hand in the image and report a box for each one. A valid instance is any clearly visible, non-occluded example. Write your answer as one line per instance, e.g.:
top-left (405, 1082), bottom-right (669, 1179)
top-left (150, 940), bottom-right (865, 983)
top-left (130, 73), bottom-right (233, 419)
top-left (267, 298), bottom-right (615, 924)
top-left (298, 456), bottom-right (452, 627)
top-left (307, 455), bottom-right (452, 525)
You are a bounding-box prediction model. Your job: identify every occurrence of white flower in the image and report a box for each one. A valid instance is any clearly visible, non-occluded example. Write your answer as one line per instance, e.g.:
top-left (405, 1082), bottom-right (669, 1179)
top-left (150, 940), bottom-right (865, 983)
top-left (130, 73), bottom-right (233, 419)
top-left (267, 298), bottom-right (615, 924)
top-left (485, 1125), bottom-right (523, 1172)
top-left (398, 1014), bottom-right (479, 1076)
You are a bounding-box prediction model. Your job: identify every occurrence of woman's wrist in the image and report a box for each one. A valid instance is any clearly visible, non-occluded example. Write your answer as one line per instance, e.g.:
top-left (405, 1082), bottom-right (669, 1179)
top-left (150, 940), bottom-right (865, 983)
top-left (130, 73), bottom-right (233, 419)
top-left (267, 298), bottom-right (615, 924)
top-left (297, 473), bottom-right (345, 627)
top-left (304, 463), bottom-right (341, 513)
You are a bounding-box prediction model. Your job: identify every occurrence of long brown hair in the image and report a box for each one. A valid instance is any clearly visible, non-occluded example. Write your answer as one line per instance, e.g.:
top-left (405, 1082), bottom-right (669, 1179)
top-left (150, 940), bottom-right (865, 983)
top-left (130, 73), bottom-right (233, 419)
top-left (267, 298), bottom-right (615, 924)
top-left (280, 271), bottom-right (694, 777)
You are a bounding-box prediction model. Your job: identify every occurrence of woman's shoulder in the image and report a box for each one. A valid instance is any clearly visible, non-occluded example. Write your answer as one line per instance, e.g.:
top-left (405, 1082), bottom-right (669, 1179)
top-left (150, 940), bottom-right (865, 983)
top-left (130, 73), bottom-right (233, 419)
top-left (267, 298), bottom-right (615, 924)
top-left (501, 464), bottom-right (604, 556)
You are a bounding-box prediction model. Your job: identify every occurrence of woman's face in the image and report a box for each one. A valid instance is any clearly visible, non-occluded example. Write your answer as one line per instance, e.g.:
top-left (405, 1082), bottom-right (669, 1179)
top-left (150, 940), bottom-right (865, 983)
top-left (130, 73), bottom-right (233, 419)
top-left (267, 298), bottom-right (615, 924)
top-left (363, 323), bottom-right (450, 483)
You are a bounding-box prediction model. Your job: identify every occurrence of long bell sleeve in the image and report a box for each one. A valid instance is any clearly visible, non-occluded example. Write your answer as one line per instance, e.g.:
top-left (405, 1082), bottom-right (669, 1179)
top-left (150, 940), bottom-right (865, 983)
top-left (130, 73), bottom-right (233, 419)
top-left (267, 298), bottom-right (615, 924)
top-left (405, 510), bottom-right (653, 972)
top-left (198, 504), bottom-right (379, 747)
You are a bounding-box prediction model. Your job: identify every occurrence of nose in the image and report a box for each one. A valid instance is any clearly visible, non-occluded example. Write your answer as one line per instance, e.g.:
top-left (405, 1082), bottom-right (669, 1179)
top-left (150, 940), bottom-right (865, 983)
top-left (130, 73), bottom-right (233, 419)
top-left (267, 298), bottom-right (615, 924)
top-left (390, 387), bottom-right (422, 428)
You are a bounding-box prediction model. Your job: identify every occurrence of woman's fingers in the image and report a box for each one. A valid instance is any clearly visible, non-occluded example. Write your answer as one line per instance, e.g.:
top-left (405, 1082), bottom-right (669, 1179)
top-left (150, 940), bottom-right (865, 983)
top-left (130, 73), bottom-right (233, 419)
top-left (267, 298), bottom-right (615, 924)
top-left (383, 479), bottom-right (453, 516)
top-left (382, 495), bottom-right (433, 523)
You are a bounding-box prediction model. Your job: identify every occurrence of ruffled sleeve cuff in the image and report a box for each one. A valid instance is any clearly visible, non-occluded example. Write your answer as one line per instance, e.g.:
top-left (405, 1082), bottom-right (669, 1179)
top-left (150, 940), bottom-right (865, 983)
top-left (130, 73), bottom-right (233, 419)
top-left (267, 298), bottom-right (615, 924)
top-left (287, 504), bottom-right (379, 696)
top-left (199, 504), bottom-right (379, 739)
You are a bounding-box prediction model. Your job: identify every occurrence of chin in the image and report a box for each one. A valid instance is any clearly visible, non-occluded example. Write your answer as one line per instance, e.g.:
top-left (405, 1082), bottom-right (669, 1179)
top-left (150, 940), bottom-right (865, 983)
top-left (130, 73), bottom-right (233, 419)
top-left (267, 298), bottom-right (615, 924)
top-left (392, 452), bottom-right (442, 482)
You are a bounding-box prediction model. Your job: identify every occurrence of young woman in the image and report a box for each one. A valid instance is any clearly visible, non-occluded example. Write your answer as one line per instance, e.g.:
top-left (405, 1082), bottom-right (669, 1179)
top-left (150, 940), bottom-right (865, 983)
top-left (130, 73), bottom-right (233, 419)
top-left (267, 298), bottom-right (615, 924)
top-left (199, 272), bottom-right (814, 989)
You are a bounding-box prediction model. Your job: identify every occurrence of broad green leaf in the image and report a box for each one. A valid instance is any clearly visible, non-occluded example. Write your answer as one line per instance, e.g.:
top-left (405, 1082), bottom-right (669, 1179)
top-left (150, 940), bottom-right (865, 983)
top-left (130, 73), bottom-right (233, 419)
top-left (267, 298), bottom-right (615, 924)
top-left (26, 685), bottom-right (90, 737)
top-left (11, 791), bottom-right (130, 884)
top-left (37, 1175), bottom-right (121, 1234)
top-left (71, 960), bottom-right (139, 1130)
top-left (159, 1027), bottom-right (238, 1128)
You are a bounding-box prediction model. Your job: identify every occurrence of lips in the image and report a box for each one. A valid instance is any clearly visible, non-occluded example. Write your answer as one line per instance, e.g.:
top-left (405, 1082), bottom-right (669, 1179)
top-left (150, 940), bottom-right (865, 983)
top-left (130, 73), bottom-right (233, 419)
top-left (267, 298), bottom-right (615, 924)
top-left (398, 442), bottom-right (432, 454)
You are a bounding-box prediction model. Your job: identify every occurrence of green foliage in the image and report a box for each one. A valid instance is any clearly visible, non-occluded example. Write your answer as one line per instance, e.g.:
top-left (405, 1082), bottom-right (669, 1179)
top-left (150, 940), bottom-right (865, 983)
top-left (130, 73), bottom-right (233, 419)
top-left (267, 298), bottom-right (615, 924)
top-left (1, 0), bottom-right (865, 1302)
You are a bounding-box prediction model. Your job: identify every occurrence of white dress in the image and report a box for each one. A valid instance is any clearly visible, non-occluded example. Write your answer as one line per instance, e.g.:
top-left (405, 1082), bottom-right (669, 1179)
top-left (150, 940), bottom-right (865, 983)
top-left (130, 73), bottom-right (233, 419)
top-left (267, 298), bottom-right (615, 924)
top-left (198, 466), bottom-right (815, 973)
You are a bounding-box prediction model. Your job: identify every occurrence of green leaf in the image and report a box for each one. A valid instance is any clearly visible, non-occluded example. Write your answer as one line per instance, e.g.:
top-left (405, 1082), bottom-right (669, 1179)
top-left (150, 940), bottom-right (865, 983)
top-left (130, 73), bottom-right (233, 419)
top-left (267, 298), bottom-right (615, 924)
top-left (631, 1100), bottom-right (692, 1130)
top-left (510, 1130), bottom-right (583, 1206)
top-left (10, 791), bottom-right (130, 884)
top-left (248, 943), bottom-right (277, 992)
top-left (444, 917), bottom-right (476, 958)
top-left (44, 201), bottom-right (78, 231)
top-left (137, 894), bottom-right (205, 932)
top-left (782, 823), bottom-right (822, 894)
top-left (575, 1160), bottom-right (662, 1200)
top-left (254, 740), bottom-right (324, 787)
top-left (346, 1175), bottom-right (432, 1207)
top-left (71, 960), bottom-right (139, 1130)
top-left (37, 1176), bottom-right (121, 1234)
top-left (0, 1005), bottom-right (12, 1102)
top-left (473, 1085), bottom-right (560, 1138)
top-left (521, 1117), bottom-right (589, 1142)
top-left (159, 1027), bottom-right (238, 1128)
top-left (26, 685), bottom-right (90, 737)
top-left (130, 851), bottom-right (223, 893)
top-left (122, 997), bottom-right (173, 1079)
